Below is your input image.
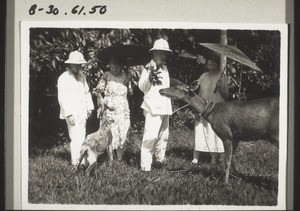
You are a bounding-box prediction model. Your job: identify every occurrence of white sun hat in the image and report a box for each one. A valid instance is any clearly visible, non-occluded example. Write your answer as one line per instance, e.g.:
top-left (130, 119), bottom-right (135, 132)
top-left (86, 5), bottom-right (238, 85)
top-left (149, 38), bottom-right (173, 53)
top-left (64, 51), bottom-right (87, 64)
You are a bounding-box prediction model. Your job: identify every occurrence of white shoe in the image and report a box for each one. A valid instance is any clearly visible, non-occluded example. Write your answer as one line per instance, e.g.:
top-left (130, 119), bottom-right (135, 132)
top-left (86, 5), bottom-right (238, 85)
top-left (192, 159), bottom-right (198, 164)
top-left (72, 159), bottom-right (80, 166)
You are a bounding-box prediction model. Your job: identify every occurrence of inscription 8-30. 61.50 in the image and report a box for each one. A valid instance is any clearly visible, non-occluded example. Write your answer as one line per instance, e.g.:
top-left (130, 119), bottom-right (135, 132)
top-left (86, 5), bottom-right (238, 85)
top-left (28, 4), bottom-right (107, 16)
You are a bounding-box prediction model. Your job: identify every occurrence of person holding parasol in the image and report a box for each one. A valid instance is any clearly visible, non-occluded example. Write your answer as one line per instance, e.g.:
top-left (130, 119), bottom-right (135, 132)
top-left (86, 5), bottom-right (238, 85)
top-left (94, 44), bottom-right (150, 162)
top-left (192, 43), bottom-right (262, 164)
top-left (192, 54), bottom-right (230, 164)
top-left (93, 55), bottom-right (133, 162)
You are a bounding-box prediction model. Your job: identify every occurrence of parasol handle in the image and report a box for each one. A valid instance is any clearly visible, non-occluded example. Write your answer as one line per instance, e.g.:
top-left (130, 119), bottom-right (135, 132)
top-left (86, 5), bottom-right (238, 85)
top-left (213, 66), bottom-right (227, 93)
top-left (238, 66), bottom-right (243, 95)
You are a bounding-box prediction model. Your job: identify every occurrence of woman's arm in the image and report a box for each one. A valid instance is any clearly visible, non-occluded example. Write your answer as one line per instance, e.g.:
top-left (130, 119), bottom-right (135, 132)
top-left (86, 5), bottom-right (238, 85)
top-left (83, 78), bottom-right (94, 117)
top-left (216, 76), bottom-right (230, 100)
top-left (93, 73), bottom-right (107, 116)
top-left (125, 71), bottom-right (133, 96)
top-left (127, 80), bottom-right (133, 96)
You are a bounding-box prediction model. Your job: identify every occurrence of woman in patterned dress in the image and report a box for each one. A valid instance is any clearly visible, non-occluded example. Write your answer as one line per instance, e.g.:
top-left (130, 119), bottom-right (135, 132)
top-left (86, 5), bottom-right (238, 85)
top-left (93, 56), bottom-right (133, 161)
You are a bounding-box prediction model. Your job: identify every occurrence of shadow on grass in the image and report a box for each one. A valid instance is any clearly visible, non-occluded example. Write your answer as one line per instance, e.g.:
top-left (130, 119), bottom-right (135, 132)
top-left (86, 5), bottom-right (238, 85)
top-left (166, 147), bottom-right (215, 164)
top-left (180, 164), bottom-right (278, 191)
top-left (29, 113), bottom-right (100, 158)
top-left (166, 147), bottom-right (193, 160)
top-left (231, 171), bottom-right (278, 191)
top-left (186, 165), bottom-right (224, 179)
top-left (123, 149), bottom-right (141, 168)
top-left (88, 149), bottom-right (141, 168)
top-left (53, 149), bottom-right (71, 162)
top-left (29, 133), bottom-right (68, 158)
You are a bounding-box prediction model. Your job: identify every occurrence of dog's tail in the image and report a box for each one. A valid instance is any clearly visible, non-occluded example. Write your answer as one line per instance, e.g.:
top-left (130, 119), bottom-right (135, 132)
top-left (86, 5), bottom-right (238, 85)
top-left (77, 148), bottom-right (88, 171)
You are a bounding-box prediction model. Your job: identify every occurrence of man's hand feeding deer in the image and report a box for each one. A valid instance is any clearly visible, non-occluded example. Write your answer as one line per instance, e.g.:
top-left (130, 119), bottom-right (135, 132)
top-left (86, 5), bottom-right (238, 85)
top-left (159, 79), bottom-right (279, 184)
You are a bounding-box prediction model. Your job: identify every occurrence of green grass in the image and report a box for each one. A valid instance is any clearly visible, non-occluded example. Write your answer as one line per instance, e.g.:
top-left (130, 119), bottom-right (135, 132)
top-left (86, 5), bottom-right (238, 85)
top-left (28, 124), bottom-right (278, 205)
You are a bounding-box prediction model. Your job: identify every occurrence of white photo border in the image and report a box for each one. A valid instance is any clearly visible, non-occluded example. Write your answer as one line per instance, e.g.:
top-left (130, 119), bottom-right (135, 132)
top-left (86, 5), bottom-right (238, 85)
top-left (21, 21), bottom-right (288, 210)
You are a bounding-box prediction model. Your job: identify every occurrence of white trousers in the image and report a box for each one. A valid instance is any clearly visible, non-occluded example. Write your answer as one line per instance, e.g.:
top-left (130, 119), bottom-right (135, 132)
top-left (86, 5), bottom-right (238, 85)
top-left (67, 119), bottom-right (86, 165)
top-left (140, 111), bottom-right (169, 171)
top-left (194, 119), bottom-right (224, 153)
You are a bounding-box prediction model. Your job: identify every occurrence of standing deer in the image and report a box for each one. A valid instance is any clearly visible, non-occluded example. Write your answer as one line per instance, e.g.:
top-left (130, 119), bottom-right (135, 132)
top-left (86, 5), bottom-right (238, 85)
top-left (160, 79), bottom-right (279, 184)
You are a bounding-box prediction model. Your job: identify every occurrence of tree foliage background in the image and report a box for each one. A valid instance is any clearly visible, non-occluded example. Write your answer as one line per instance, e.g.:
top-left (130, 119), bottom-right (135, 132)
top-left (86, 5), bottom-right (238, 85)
top-left (29, 28), bottom-right (280, 136)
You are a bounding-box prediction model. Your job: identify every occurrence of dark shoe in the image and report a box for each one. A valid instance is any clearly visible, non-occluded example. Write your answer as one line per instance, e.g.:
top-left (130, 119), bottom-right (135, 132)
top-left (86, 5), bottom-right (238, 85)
top-left (153, 159), bottom-right (167, 169)
top-left (199, 152), bottom-right (212, 163)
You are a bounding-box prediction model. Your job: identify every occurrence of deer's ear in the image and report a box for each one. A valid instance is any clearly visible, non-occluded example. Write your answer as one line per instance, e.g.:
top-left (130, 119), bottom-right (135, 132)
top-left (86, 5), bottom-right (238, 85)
top-left (177, 85), bottom-right (189, 93)
top-left (189, 80), bottom-right (200, 91)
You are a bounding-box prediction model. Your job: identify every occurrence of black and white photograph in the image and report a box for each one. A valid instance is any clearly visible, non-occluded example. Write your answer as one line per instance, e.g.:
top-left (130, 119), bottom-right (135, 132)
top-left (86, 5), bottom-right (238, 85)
top-left (19, 21), bottom-right (288, 210)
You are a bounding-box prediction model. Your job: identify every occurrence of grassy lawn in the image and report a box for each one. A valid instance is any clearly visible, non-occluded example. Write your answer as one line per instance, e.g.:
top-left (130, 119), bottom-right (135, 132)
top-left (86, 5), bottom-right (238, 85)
top-left (28, 120), bottom-right (279, 206)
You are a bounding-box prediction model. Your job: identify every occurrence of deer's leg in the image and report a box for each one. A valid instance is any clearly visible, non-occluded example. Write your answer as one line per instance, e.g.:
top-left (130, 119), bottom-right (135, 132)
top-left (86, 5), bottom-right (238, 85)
top-left (86, 162), bottom-right (97, 176)
top-left (77, 148), bottom-right (87, 171)
top-left (269, 111), bottom-right (279, 148)
top-left (269, 132), bottom-right (279, 148)
top-left (86, 153), bottom-right (98, 176)
top-left (222, 138), bottom-right (233, 184)
top-left (231, 140), bottom-right (239, 174)
top-left (107, 145), bottom-right (114, 166)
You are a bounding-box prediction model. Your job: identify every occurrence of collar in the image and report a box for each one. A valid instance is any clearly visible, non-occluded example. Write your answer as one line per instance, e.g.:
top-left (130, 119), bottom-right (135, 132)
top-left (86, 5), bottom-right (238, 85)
top-left (199, 99), bottom-right (215, 119)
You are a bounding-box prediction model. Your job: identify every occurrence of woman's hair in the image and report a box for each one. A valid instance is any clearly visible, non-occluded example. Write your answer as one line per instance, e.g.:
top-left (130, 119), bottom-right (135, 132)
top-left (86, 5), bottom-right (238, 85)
top-left (109, 56), bottom-right (123, 66)
top-left (207, 54), bottom-right (220, 67)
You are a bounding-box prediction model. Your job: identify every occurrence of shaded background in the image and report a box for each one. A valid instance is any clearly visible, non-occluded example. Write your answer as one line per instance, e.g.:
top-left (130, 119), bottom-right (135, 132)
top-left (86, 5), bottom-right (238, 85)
top-left (28, 28), bottom-right (281, 142)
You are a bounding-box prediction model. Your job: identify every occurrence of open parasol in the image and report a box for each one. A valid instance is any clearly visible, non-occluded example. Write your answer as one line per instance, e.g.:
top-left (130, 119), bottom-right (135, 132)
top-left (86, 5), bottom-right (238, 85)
top-left (198, 43), bottom-right (262, 72)
top-left (98, 44), bottom-right (151, 66)
top-left (197, 43), bottom-right (262, 95)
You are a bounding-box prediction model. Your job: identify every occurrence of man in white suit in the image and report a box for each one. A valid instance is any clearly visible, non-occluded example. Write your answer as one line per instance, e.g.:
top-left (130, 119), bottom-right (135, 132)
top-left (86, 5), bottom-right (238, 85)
top-left (138, 38), bottom-right (173, 171)
top-left (57, 51), bottom-right (94, 166)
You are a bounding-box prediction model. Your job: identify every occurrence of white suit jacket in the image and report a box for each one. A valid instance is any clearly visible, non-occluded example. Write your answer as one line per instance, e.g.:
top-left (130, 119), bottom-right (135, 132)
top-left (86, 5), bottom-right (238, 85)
top-left (57, 70), bottom-right (94, 121)
top-left (138, 60), bottom-right (172, 115)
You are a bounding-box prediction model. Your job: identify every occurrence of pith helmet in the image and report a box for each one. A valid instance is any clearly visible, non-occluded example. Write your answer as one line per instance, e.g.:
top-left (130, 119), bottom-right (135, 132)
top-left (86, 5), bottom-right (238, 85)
top-left (149, 38), bottom-right (173, 53)
top-left (64, 51), bottom-right (87, 64)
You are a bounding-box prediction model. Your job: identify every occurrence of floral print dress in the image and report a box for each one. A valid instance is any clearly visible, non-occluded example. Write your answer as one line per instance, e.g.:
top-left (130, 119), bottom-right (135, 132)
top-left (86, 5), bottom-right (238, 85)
top-left (95, 71), bottom-right (130, 150)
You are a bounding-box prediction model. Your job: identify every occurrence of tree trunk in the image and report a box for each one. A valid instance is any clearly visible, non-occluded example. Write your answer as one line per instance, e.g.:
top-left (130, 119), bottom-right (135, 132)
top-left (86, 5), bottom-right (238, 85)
top-left (219, 30), bottom-right (227, 72)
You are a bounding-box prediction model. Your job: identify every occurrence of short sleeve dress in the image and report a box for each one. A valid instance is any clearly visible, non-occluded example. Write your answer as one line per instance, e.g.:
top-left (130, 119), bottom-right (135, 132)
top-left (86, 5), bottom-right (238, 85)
top-left (194, 71), bottom-right (230, 153)
top-left (95, 71), bottom-right (131, 150)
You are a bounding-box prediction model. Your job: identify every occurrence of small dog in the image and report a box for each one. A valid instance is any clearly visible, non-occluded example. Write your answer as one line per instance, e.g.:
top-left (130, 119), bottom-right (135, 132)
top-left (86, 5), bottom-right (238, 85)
top-left (77, 117), bottom-right (113, 176)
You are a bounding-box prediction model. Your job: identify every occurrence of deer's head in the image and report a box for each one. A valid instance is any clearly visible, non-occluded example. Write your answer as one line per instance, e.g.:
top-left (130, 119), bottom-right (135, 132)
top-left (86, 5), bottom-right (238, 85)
top-left (159, 78), bottom-right (200, 101)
